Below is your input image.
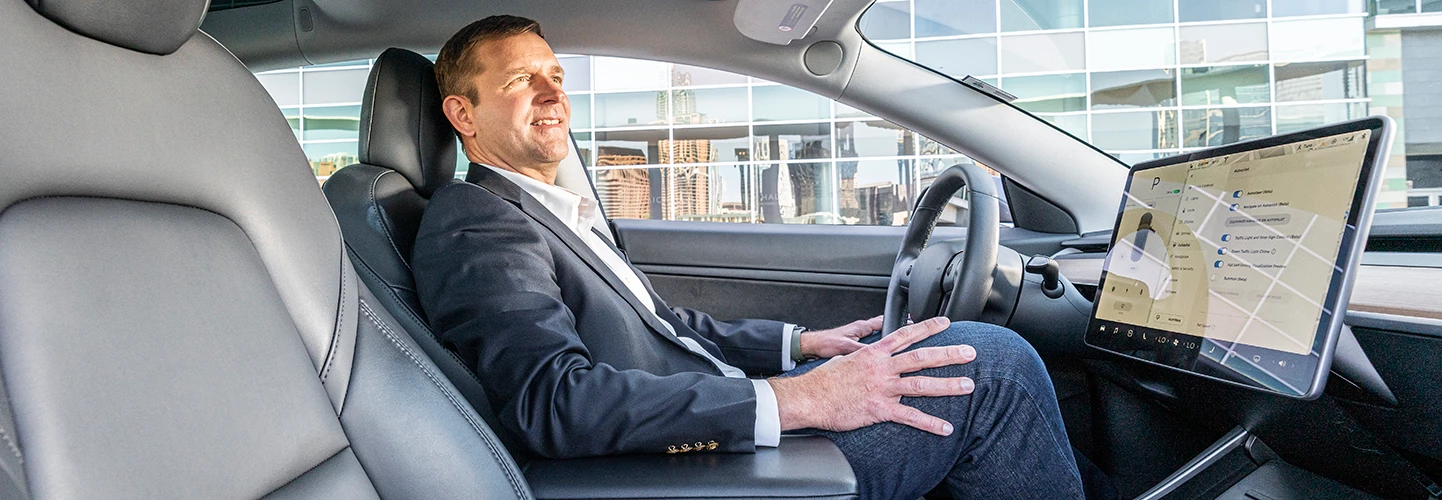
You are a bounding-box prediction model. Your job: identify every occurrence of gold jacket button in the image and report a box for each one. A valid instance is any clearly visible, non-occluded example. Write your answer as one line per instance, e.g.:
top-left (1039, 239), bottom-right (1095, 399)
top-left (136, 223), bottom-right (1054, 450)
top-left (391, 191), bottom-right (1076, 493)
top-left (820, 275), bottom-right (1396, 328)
top-left (666, 445), bottom-right (679, 454)
top-left (706, 441), bottom-right (719, 451)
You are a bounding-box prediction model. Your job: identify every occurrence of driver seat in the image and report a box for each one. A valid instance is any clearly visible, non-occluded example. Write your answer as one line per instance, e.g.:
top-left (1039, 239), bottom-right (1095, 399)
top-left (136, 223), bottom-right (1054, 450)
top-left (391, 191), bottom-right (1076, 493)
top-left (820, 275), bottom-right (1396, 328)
top-left (0, 0), bottom-right (529, 497)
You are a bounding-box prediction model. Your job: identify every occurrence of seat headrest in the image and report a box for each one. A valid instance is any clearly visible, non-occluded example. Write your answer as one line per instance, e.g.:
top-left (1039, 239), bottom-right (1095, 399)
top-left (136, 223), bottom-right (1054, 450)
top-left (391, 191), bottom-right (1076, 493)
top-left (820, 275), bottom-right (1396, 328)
top-left (26, 0), bottom-right (207, 55)
top-left (358, 48), bottom-right (458, 198)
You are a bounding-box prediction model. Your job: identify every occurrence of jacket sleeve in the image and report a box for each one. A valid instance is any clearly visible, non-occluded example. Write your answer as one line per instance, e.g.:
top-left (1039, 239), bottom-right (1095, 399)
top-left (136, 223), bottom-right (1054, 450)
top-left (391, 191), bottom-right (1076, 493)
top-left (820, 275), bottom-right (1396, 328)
top-left (667, 307), bottom-right (787, 376)
top-left (412, 184), bottom-right (759, 459)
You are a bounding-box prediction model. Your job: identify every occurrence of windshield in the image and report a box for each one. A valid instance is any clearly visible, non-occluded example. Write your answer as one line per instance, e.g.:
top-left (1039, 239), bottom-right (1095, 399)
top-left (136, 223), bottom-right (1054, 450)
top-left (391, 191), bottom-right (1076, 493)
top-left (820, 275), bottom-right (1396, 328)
top-left (860, 0), bottom-right (1440, 211)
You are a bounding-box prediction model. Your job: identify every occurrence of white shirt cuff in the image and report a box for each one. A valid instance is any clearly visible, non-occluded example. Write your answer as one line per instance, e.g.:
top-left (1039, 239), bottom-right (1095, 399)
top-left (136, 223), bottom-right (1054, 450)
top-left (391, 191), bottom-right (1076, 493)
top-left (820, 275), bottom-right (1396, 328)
top-left (780, 323), bottom-right (798, 371)
top-left (750, 379), bottom-right (781, 448)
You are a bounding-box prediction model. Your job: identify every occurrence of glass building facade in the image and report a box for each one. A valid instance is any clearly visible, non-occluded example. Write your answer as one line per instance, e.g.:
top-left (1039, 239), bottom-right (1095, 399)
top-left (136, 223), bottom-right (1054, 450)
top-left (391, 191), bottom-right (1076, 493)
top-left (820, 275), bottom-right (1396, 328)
top-left (255, 0), bottom-right (1442, 225)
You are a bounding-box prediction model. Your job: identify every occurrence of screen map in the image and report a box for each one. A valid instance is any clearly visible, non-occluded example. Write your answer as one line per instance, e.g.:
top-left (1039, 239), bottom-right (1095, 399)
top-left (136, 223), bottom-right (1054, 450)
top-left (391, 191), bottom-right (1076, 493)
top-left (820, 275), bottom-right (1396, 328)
top-left (1094, 129), bottom-right (1371, 359)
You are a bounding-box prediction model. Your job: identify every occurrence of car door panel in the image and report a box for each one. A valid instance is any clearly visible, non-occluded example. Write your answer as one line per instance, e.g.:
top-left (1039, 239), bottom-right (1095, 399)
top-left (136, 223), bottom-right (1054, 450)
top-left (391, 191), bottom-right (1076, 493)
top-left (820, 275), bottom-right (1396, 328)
top-left (615, 219), bottom-right (1074, 328)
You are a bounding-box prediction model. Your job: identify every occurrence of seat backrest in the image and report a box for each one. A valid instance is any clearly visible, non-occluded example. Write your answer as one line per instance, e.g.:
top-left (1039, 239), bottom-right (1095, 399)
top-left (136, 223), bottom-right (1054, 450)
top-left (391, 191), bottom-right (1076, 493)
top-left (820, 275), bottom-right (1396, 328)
top-left (322, 47), bottom-right (527, 449)
top-left (0, 1), bottom-right (532, 498)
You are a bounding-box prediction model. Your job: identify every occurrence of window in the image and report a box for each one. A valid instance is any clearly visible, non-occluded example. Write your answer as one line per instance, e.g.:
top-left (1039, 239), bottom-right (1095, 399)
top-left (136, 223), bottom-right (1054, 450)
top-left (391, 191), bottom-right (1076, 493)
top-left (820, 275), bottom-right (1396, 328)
top-left (1270, 18), bottom-right (1366, 62)
top-left (999, 32), bottom-right (1085, 73)
top-left (1274, 61), bottom-right (1366, 102)
top-left (1179, 23), bottom-right (1268, 65)
top-left (1001, 73), bottom-right (1086, 113)
top-left (914, 0), bottom-right (995, 37)
top-left (1000, 0), bottom-right (1083, 32)
top-left (1087, 28), bottom-right (1176, 71)
top-left (1091, 110), bottom-right (1179, 151)
top-left (916, 38), bottom-right (998, 78)
top-left (860, 1), bottom-right (911, 40)
top-left (1181, 107), bottom-right (1273, 147)
top-left (1180, 65), bottom-right (1270, 106)
top-left (1091, 69), bottom-right (1176, 109)
top-left (1272, 0), bottom-right (1365, 17)
top-left (1179, 0), bottom-right (1267, 22)
top-left (1088, 0), bottom-right (1171, 28)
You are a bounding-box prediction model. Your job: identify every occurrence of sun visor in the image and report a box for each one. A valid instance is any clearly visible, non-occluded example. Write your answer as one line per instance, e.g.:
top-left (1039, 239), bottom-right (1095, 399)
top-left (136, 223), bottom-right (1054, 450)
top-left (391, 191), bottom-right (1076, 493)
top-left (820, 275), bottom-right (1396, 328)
top-left (734, 0), bottom-right (833, 45)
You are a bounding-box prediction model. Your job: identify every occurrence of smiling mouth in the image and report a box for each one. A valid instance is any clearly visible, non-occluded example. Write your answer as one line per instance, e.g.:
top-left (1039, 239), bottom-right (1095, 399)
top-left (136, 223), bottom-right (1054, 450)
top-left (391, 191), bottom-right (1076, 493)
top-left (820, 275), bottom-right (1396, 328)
top-left (531, 118), bottom-right (562, 126)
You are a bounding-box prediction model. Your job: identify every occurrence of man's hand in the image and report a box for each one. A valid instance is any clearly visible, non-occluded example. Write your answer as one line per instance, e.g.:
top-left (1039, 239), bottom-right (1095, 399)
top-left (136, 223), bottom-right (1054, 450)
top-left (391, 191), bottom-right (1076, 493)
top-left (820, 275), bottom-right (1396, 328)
top-left (770, 317), bottom-right (976, 436)
top-left (799, 315), bottom-right (882, 359)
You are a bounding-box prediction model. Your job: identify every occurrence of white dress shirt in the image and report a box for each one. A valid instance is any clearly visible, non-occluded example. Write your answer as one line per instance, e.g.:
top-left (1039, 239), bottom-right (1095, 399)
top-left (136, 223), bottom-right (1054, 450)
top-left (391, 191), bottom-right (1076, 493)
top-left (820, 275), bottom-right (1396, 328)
top-left (482, 165), bottom-right (791, 447)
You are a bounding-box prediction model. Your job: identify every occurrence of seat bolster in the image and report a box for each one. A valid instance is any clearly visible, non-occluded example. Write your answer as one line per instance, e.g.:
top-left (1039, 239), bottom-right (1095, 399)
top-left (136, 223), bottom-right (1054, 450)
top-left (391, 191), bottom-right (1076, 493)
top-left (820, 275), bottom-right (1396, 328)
top-left (341, 285), bottom-right (533, 500)
top-left (324, 165), bottom-right (427, 291)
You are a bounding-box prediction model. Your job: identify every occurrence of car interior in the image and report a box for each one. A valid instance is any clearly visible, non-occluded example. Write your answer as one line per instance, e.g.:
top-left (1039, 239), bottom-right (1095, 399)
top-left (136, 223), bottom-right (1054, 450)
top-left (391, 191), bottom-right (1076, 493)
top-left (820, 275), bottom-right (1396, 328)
top-left (3, 0), bottom-right (1442, 499)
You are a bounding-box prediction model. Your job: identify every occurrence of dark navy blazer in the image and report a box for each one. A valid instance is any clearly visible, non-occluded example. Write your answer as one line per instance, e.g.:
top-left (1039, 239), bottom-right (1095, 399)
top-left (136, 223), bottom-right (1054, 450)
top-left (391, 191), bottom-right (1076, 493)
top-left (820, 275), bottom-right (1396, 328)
top-left (412, 165), bottom-right (787, 459)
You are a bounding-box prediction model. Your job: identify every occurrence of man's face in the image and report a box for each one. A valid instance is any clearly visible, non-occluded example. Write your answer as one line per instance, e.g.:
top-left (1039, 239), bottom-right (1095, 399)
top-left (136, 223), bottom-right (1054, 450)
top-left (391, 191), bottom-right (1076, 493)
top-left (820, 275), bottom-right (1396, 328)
top-left (457, 33), bottom-right (570, 171)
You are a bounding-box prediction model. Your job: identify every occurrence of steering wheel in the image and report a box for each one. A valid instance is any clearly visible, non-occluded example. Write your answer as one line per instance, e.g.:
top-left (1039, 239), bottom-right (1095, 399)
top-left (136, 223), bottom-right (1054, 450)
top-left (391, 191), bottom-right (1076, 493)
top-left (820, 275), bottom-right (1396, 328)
top-left (881, 163), bottom-right (1002, 335)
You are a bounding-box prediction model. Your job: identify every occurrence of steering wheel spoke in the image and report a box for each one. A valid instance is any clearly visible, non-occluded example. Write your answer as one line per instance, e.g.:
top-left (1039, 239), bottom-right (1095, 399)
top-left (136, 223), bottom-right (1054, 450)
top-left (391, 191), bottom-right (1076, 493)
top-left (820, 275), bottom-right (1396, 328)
top-left (882, 164), bottom-right (1002, 336)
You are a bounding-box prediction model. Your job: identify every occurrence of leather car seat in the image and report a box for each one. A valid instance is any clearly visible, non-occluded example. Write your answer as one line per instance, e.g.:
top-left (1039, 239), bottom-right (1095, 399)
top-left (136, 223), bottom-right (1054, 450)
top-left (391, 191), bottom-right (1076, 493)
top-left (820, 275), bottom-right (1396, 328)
top-left (0, 0), bottom-right (531, 498)
top-left (322, 48), bottom-right (518, 451)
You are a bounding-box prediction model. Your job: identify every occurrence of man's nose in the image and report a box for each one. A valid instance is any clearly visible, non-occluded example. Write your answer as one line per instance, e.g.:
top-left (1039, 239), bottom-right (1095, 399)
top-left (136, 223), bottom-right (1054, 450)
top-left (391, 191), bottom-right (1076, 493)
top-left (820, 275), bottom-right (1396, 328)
top-left (535, 77), bottom-right (564, 104)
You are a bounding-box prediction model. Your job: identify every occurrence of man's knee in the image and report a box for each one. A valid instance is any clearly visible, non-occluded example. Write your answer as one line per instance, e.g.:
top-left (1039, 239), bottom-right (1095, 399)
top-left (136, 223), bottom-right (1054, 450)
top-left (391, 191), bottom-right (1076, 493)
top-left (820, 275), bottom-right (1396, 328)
top-left (908, 321), bottom-right (1048, 384)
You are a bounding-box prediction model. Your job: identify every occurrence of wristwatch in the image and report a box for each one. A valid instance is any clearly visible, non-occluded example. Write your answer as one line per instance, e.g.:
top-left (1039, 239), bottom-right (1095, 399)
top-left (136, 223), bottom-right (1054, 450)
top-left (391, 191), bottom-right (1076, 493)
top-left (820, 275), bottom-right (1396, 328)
top-left (789, 325), bottom-right (812, 363)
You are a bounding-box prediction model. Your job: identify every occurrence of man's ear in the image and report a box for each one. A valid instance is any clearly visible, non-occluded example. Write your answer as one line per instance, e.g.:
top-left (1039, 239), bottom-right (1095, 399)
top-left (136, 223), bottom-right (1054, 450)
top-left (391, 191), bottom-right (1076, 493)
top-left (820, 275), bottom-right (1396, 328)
top-left (441, 95), bottom-right (477, 139)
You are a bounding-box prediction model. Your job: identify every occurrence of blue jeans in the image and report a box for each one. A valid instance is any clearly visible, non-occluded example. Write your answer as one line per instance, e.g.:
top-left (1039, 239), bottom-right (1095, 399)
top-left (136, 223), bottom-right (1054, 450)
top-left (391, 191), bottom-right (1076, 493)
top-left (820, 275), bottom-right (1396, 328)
top-left (784, 322), bottom-right (1084, 500)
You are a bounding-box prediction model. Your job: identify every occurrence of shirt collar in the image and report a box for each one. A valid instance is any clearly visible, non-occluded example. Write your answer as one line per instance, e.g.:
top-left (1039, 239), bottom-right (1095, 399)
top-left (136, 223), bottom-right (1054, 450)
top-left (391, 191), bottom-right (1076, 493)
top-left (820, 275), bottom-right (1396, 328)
top-left (481, 164), bottom-right (598, 236)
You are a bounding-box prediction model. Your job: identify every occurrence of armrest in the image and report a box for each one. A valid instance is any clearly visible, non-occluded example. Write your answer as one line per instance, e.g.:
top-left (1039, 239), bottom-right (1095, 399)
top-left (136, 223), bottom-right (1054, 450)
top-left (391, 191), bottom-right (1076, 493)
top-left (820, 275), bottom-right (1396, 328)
top-left (521, 435), bottom-right (858, 500)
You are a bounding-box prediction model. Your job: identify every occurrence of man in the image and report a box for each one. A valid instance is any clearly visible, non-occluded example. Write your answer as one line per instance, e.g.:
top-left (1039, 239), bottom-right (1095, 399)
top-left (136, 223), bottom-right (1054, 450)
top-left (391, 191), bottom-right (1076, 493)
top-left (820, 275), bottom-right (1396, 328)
top-left (413, 15), bottom-right (1084, 499)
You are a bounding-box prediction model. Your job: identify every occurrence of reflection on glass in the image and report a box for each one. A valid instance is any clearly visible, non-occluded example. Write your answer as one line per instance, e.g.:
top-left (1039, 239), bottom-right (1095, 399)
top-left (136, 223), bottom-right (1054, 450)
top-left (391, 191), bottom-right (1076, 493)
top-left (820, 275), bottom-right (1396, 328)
top-left (594, 92), bottom-right (666, 128)
top-left (258, 72), bottom-right (300, 107)
top-left (1179, 23), bottom-right (1268, 65)
top-left (837, 121), bottom-right (914, 158)
top-left (573, 132), bottom-right (592, 167)
top-left (1091, 110), bottom-right (1179, 150)
top-left (303, 69), bottom-right (368, 104)
top-left (1179, 0), bottom-right (1266, 22)
top-left (1001, 0), bottom-right (1083, 32)
top-left (915, 0), bottom-right (995, 37)
top-left (303, 141), bottom-right (358, 177)
top-left (1377, 0), bottom-right (1417, 13)
top-left (1087, 27), bottom-right (1175, 71)
top-left (1274, 61), bottom-right (1366, 102)
top-left (671, 87), bottom-right (747, 124)
top-left (669, 126), bottom-right (749, 163)
top-left (302, 105), bottom-right (361, 141)
top-left (1423, 0), bottom-right (1442, 12)
top-left (281, 107), bottom-right (300, 139)
top-left (875, 41), bottom-right (914, 60)
top-left (1180, 65), bottom-right (1270, 106)
top-left (705, 164), bottom-right (764, 223)
top-left (840, 159), bottom-right (915, 225)
top-left (569, 94), bottom-right (592, 130)
top-left (999, 32), bottom-right (1085, 73)
top-left (1114, 151), bottom-right (1175, 166)
top-left (919, 134), bottom-right (959, 155)
top-left (1002, 73), bottom-right (1086, 113)
top-left (671, 64), bottom-right (748, 86)
top-left (754, 123), bottom-right (831, 160)
top-left (916, 38), bottom-right (998, 78)
top-left (596, 129), bottom-right (667, 165)
top-left (860, 1), bottom-right (911, 40)
top-left (753, 86), bottom-right (831, 121)
top-left (836, 102), bottom-right (874, 119)
top-left (593, 167), bottom-right (658, 220)
top-left (1272, 0), bottom-right (1365, 17)
top-left (593, 57), bottom-right (668, 91)
top-left (1182, 107), bottom-right (1272, 147)
top-left (1275, 103), bottom-right (1368, 134)
top-left (742, 162), bottom-right (837, 224)
top-left (1091, 69), bottom-right (1176, 109)
top-left (558, 56), bottom-right (591, 92)
top-left (1040, 114), bottom-right (1089, 141)
top-left (1271, 18), bottom-right (1365, 62)
top-left (1089, 0), bottom-right (1172, 28)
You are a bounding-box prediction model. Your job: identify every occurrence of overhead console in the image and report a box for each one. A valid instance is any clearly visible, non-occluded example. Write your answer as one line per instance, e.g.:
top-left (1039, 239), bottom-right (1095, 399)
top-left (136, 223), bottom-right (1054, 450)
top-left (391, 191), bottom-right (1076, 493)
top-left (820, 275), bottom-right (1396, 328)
top-left (1086, 117), bottom-right (1392, 399)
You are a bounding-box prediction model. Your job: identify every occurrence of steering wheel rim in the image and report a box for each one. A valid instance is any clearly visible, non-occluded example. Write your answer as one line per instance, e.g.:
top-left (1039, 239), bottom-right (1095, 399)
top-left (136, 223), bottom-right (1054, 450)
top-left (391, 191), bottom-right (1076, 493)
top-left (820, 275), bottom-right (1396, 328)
top-left (881, 163), bottom-right (1002, 335)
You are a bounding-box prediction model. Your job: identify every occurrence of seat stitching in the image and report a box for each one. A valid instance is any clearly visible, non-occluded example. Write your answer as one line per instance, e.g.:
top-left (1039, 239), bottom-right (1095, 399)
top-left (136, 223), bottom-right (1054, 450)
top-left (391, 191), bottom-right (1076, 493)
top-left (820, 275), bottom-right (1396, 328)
top-left (344, 246), bottom-right (486, 389)
top-left (368, 170), bottom-right (412, 272)
top-left (320, 264), bottom-right (348, 382)
top-left (0, 425), bottom-right (21, 463)
top-left (358, 302), bottom-right (531, 500)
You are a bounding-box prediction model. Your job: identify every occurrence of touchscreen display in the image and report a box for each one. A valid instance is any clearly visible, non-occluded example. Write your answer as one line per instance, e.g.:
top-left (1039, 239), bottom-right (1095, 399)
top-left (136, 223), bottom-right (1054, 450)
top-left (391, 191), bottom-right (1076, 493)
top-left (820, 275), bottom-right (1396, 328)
top-left (1088, 127), bottom-right (1375, 397)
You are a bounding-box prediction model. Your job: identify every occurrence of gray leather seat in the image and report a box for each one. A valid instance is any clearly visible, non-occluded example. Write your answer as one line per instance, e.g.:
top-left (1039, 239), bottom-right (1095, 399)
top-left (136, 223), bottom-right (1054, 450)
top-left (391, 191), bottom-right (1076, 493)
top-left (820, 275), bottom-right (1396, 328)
top-left (322, 47), bottom-right (517, 450)
top-left (0, 0), bottom-right (530, 498)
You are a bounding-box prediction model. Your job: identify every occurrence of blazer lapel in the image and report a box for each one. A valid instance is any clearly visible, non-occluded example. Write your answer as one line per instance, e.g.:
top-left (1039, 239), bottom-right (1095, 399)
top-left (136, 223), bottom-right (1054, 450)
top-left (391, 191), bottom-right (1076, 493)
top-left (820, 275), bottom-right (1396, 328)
top-left (466, 166), bottom-right (691, 351)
